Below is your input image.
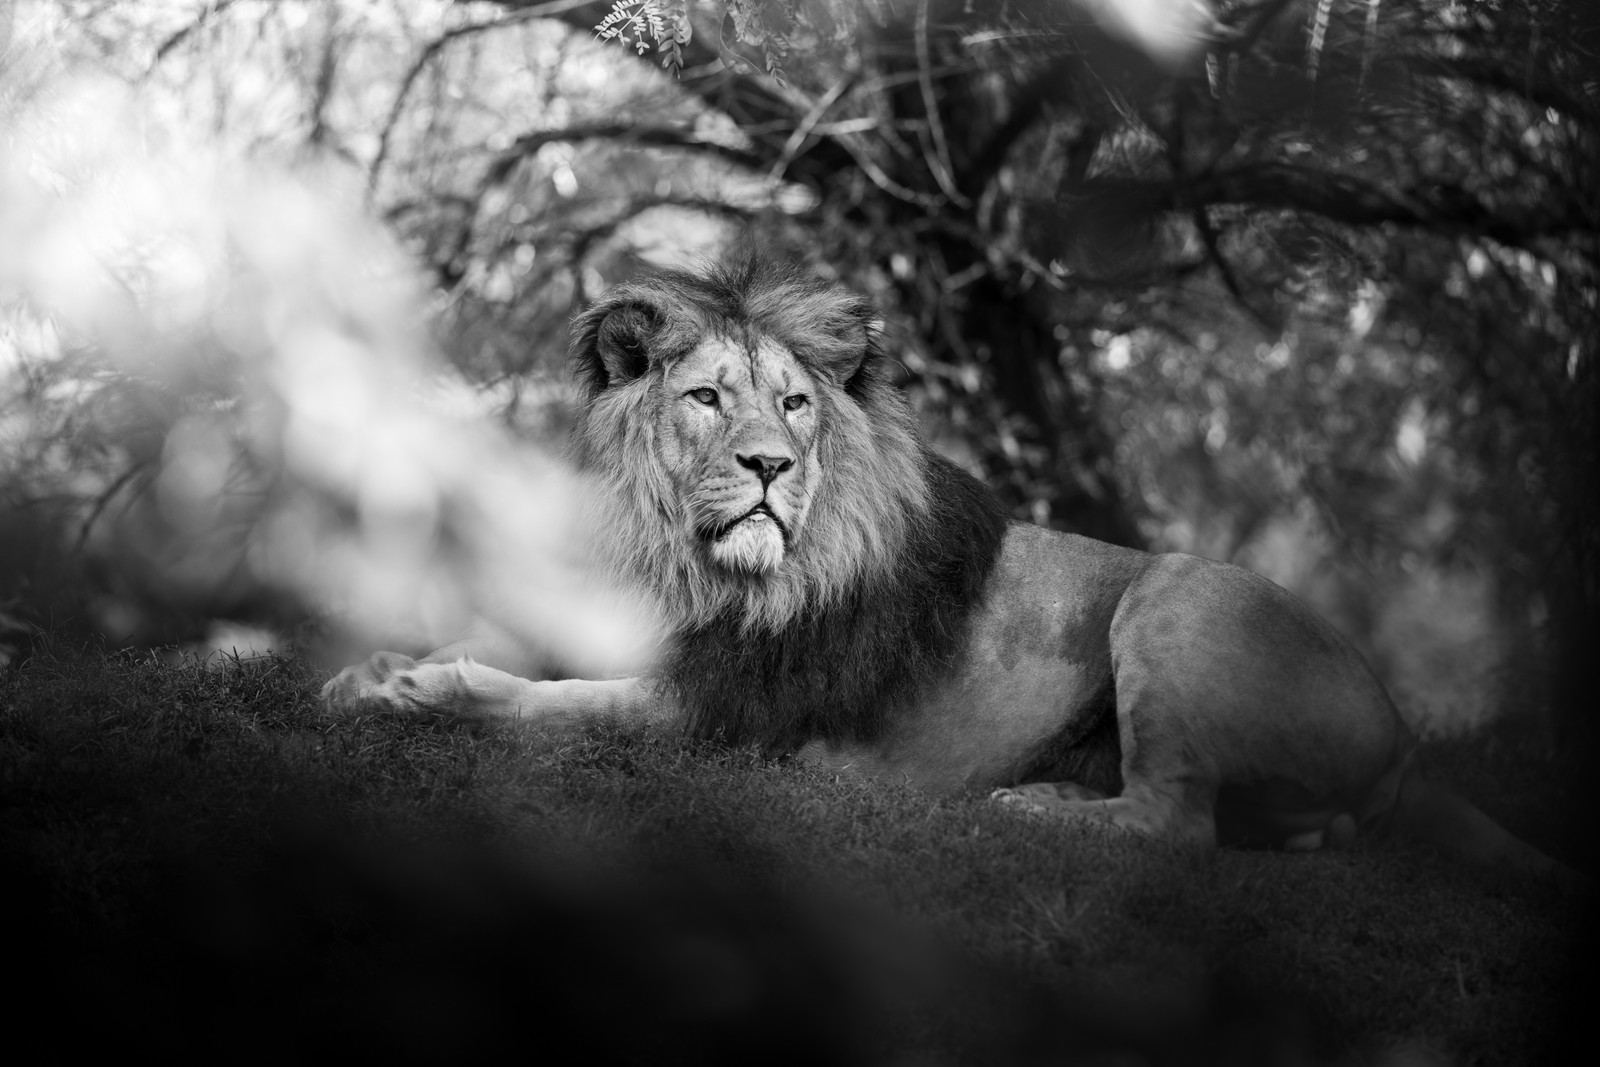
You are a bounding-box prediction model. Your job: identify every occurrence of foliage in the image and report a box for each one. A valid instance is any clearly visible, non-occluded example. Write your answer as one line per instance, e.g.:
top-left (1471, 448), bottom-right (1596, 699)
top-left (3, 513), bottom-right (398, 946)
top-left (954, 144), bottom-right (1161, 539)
top-left (596, 0), bottom-right (691, 75)
top-left (594, 0), bottom-right (883, 82)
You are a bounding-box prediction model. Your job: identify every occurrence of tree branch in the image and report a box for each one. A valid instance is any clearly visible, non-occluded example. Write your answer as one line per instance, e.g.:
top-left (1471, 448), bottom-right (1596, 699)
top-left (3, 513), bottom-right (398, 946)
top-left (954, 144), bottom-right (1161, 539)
top-left (484, 0), bottom-right (908, 200)
top-left (76, 461), bottom-right (151, 551)
top-left (306, 6), bottom-right (342, 150)
top-left (483, 122), bottom-right (769, 187)
top-left (1115, 163), bottom-right (1592, 249)
top-left (1216, 0), bottom-right (1298, 57)
top-left (960, 55), bottom-right (1077, 201)
top-left (145, 0), bottom-right (242, 72)
top-left (1190, 206), bottom-right (1276, 332)
top-left (1403, 53), bottom-right (1600, 130)
top-left (923, 216), bottom-right (1205, 296)
top-left (368, 2), bottom-right (596, 199)
top-left (767, 72), bottom-right (857, 184)
top-left (916, 0), bottom-right (968, 207)
top-left (564, 194), bottom-right (758, 303)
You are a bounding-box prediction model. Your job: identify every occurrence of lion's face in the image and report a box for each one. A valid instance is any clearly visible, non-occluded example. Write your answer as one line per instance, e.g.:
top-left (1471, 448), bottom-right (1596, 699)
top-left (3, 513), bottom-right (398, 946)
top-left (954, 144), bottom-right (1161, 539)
top-left (658, 336), bottom-right (822, 575)
top-left (569, 257), bottom-right (930, 631)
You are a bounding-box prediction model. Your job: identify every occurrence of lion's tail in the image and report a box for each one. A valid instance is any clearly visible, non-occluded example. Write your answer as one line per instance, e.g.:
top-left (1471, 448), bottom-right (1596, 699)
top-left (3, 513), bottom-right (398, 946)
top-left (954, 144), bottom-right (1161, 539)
top-left (1387, 754), bottom-right (1579, 885)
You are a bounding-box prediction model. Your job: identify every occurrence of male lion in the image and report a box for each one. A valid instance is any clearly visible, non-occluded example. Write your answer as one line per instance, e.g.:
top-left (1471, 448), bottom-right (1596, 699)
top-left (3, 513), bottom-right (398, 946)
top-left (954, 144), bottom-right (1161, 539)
top-left (323, 256), bottom-right (1565, 878)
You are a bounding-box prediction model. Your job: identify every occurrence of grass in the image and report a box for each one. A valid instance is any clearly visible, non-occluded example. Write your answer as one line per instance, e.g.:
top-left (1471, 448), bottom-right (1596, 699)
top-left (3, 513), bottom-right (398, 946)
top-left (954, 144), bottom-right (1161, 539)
top-left (1, 646), bottom-right (1590, 1065)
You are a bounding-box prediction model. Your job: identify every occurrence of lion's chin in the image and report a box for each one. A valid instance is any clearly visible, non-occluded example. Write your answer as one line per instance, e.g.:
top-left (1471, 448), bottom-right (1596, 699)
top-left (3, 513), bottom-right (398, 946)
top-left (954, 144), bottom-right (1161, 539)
top-left (709, 513), bottom-right (786, 574)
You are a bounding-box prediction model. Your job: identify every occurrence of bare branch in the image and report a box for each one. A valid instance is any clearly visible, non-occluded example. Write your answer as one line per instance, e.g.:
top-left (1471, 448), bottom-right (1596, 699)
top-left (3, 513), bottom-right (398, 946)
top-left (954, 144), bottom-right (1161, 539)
top-left (307, 6), bottom-right (342, 150)
top-left (566, 194), bottom-right (758, 303)
top-left (839, 145), bottom-right (946, 209)
top-left (1216, 0), bottom-right (1298, 57)
top-left (367, 0), bottom-right (596, 200)
top-left (767, 72), bottom-right (857, 184)
top-left (1113, 163), bottom-right (1593, 250)
top-left (761, 76), bottom-right (948, 209)
top-left (916, 0), bottom-right (969, 207)
top-left (1308, 0), bottom-right (1335, 86)
top-left (1404, 53), bottom-right (1600, 129)
top-left (924, 217), bottom-right (1201, 296)
top-left (961, 55), bottom-right (1077, 201)
top-left (76, 462), bottom-right (151, 551)
top-left (483, 123), bottom-right (769, 187)
top-left (1190, 206), bottom-right (1276, 332)
top-left (146, 0), bottom-right (241, 72)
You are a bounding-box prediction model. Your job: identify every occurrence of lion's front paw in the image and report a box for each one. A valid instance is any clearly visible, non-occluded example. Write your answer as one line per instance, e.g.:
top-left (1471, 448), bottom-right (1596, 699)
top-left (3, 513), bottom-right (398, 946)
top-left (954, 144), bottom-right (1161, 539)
top-left (320, 651), bottom-right (427, 715)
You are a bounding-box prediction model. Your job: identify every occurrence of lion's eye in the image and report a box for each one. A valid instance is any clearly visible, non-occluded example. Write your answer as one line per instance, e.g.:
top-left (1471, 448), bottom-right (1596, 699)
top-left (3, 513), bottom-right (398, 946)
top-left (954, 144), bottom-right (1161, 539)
top-left (782, 394), bottom-right (809, 412)
top-left (688, 388), bottom-right (719, 406)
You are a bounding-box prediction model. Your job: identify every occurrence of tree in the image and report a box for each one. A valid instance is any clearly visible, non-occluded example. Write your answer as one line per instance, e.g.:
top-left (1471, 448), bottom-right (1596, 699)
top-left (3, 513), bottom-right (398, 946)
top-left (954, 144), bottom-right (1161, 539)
top-left (3, 0), bottom-right (1594, 728)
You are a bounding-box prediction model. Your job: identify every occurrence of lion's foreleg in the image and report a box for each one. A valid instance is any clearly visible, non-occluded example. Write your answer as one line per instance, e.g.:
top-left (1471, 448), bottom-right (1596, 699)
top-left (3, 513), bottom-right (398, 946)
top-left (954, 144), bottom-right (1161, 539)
top-left (400, 661), bottom-right (655, 725)
top-left (323, 656), bottom-right (665, 729)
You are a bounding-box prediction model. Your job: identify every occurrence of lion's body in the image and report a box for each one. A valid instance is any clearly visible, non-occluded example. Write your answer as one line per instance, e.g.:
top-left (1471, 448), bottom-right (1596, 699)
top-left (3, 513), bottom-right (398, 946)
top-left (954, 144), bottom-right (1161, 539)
top-left (800, 522), bottom-right (1407, 850)
top-left (323, 257), bottom-right (1568, 879)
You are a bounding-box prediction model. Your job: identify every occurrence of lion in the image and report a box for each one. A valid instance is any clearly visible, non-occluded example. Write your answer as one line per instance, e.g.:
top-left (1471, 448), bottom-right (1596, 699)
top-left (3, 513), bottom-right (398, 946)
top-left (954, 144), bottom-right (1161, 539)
top-left (322, 256), bottom-right (1569, 879)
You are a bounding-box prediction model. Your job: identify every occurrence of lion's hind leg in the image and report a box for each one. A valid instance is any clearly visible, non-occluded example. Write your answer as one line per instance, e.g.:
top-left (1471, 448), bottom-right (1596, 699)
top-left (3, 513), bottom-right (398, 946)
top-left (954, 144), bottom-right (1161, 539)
top-left (992, 781), bottom-right (1108, 806)
top-left (1284, 814), bottom-right (1358, 852)
top-left (1214, 784), bottom-right (1361, 852)
top-left (991, 780), bottom-right (1219, 849)
top-left (1240, 811), bottom-right (1359, 853)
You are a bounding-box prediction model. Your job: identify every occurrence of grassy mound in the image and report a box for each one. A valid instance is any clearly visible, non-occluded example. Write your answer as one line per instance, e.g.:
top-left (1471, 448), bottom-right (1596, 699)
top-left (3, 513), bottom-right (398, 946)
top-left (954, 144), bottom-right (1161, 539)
top-left (1, 648), bottom-right (1588, 1064)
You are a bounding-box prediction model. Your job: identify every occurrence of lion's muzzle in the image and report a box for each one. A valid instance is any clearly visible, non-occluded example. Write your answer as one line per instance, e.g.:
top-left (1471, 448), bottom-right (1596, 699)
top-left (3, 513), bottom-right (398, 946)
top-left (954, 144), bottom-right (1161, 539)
top-left (708, 504), bottom-right (789, 573)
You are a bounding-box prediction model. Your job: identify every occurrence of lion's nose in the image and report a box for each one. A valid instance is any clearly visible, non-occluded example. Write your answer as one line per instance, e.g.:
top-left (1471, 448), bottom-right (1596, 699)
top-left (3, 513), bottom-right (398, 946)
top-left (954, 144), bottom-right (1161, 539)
top-left (737, 452), bottom-right (794, 486)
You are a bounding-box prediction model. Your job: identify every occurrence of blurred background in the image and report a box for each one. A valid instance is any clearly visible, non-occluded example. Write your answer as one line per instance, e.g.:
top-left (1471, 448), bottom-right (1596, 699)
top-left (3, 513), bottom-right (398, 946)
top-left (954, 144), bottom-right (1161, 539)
top-left (0, 0), bottom-right (1595, 743)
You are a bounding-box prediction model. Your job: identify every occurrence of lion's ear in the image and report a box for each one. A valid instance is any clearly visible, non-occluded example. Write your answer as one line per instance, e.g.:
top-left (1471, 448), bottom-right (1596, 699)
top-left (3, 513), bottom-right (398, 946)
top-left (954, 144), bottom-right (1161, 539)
top-left (572, 299), bottom-right (662, 393)
top-left (810, 298), bottom-right (883, 389)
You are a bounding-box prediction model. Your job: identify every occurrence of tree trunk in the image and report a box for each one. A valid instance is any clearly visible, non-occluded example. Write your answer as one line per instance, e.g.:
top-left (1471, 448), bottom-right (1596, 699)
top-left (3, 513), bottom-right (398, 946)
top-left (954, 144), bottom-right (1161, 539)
top-left (950, 270), bottom-right (1144, 546)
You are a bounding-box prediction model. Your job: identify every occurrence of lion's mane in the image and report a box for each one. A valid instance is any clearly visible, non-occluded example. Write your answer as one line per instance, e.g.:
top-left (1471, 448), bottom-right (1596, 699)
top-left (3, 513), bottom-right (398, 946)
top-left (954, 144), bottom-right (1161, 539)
top-left (570, 256), bottom-right (1010, 749)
